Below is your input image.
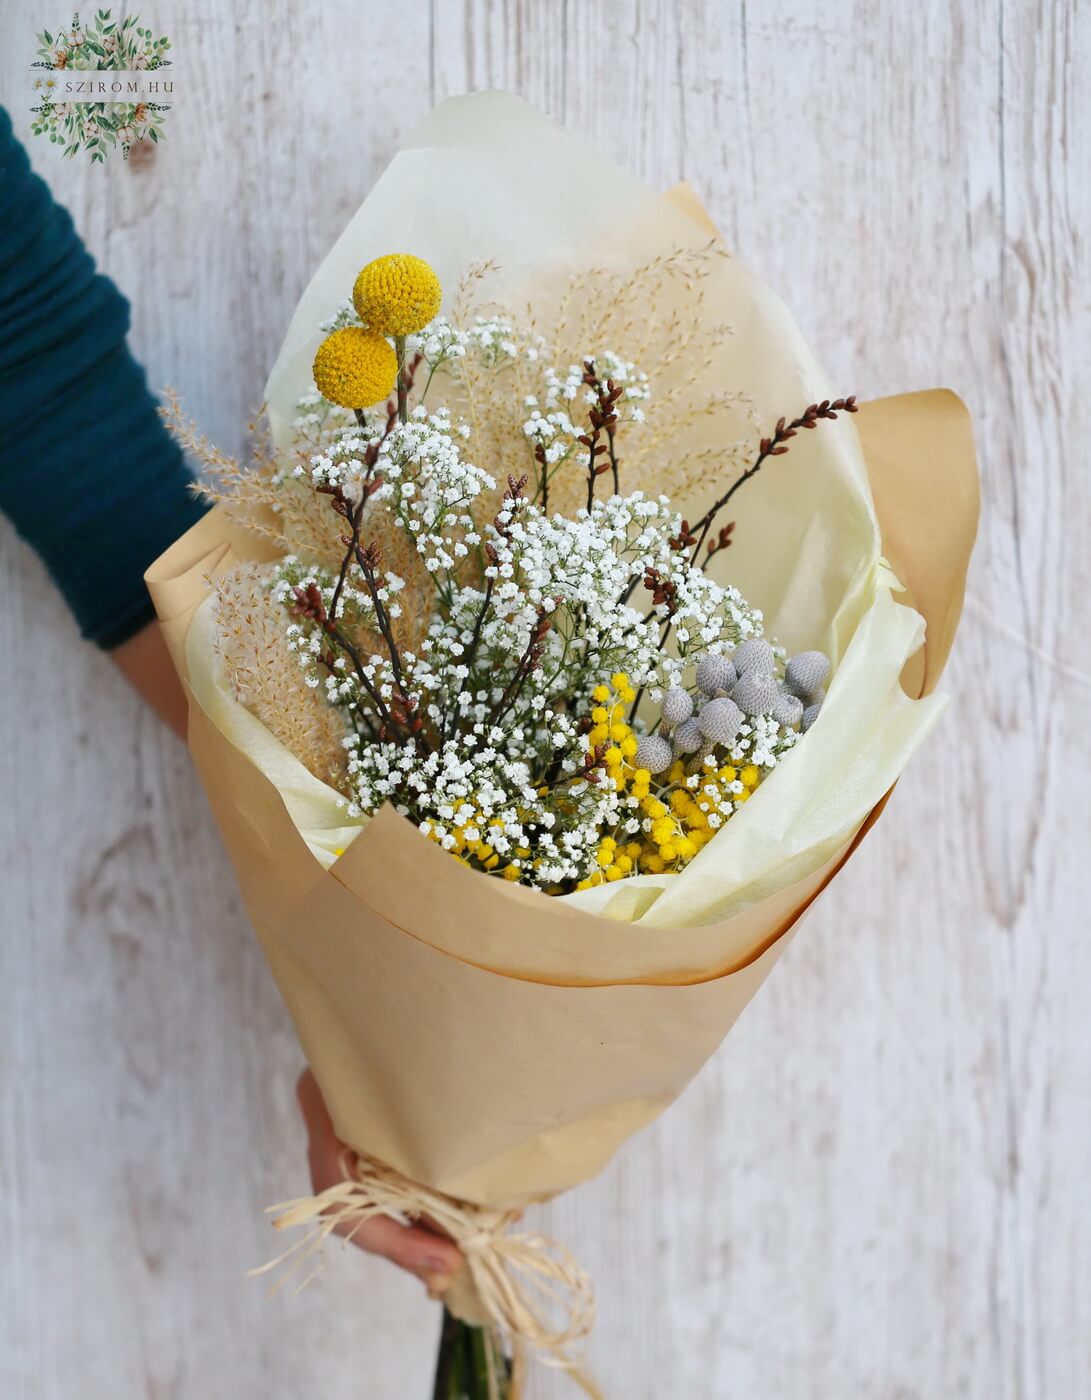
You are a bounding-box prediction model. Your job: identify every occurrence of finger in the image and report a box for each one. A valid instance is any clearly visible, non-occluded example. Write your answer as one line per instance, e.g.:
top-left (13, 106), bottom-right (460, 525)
top-left (296, 1068), bottom-right (333, 1147)
top-left (295, 1068), bottom-right (462, 1287)
top-left (342, 1213), bottom-right (462, 1280)
top-left (296, 1069), bottom-right (351, 1188)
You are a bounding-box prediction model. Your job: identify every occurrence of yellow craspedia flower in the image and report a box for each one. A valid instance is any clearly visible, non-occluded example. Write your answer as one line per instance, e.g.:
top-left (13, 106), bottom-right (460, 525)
top-left (312, 327), bottom-right (398, 408)
top-left (353, 253), bottom-right (442, 337)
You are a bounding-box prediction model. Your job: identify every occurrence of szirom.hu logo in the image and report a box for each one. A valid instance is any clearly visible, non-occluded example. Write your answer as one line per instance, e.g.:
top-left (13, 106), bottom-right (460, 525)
top-left (29, 9), bottom-right (173, 163)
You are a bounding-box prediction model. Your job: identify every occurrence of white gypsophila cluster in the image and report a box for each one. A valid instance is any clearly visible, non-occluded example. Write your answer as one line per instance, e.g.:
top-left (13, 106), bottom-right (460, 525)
top-left (369, 408), bottom-right (495, 576)
top-left (412, 315), bottom-right (545, 373)
top-left (413, 316), bottom-right (650, 480)
top-left (543, 352), bottom-right (649, 418)
top-left (342, 711), bottom-right (625, 885)
top-left (521, 352), bottom-right (651, 473)
top-left (270, 556), bottom-right (406, 710)
top-left (417, 490), bottom-right (762, 728)
top-left (318, 300), bottom-right (362, 334)
top-left (271, 461), bottom-right (768, 888)
top-left (269, 488), bottom-right (767, 887)
top-left (280, 392), bottom-right (357, 482)
top-left (297, 405), bottom-right (494, 575)
top-left (260, 304), bottom-right (812, 891)
top-left (689, 712), bottom-right (801, 828)
top-left (521, 403), bottom-right (578, 467)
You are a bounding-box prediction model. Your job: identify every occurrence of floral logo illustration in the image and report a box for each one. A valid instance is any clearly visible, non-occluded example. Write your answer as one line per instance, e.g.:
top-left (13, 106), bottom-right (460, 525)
top-left (30, 10), bottom-right (172, 162)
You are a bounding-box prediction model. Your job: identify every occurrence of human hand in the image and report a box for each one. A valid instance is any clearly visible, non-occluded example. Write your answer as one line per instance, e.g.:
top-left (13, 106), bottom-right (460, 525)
top-left (296, 1067), bottom-right (462, 1295)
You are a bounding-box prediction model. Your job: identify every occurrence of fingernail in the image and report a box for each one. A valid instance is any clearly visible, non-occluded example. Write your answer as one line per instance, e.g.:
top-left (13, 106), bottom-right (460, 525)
top-left (424, 1253), bottom-right (455, 1273)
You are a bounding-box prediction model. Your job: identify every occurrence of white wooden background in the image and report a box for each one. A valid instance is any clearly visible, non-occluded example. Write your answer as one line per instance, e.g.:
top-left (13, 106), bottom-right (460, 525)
top-left (2, 2), bottom-right (1088, 1397)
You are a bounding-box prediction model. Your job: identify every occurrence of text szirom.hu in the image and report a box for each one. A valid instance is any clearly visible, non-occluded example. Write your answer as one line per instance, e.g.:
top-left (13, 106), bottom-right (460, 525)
top-left (46, 73), bottom-right (175, 103)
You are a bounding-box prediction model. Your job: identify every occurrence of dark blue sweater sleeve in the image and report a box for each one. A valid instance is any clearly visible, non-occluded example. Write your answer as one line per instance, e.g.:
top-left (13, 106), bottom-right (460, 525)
top-left (0, 106), bottom-right (207, 649)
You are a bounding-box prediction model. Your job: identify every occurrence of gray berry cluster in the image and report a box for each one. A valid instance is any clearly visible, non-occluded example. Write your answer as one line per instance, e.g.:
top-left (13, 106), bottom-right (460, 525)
top-left (784, 649), bottom-right (829, 732)
top-left (634, 640), bottom-right (830, 775)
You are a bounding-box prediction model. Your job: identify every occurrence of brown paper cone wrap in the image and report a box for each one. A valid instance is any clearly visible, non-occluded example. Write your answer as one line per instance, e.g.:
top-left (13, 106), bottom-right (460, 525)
top-left (147, 388), bottom-right (977, 1216)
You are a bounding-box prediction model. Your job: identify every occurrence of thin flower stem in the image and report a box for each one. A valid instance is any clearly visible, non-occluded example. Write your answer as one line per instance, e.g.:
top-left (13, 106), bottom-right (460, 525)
top-left (445, 574), bottom-right (495, 744)
top-left (327, 400), bottom-right (400, 622)
top-left (320, 614), bottom-right (396, 732)
top-left (328, 499), bottom-right (364, 624)
top-left (487, 606), bottom-right (551, 728)
top-left (395, 336), bottom-right (408, 423)
top-left (603, 414), bottom-right (620, 495)
top-left (352, 544), bottom-right (429, 750)
top-left (585, 440), bottom-right (599, 514)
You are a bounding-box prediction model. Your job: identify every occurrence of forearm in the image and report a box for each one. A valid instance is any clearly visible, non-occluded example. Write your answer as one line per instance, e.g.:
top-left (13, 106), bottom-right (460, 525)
top-left (0, 105), bottom-right (207, 663)
top-left (110, 620), bottom-right (187, 739)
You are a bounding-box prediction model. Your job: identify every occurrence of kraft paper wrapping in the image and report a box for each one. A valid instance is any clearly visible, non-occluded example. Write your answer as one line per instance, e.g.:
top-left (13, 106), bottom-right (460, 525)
top-left (146, 96), bottom-right (978, 1209)
top-left (148, 390), bottom-right (975, 1208)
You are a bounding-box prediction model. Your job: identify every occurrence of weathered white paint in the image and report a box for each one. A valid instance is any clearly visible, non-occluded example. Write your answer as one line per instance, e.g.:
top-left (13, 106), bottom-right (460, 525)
top-left (1, 2), bottom-right (1088, 1396)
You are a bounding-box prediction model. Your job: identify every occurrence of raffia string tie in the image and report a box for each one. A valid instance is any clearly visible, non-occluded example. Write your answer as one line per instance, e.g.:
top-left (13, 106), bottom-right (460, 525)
top-left (249, 1149), bottom-right (603, 1398)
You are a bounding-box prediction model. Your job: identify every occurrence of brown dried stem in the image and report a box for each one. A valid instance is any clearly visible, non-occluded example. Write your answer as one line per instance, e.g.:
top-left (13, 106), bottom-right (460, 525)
top-left (583, 360), bottom-right (624, 495)
top-left (487, 600), bottom-right (557, 728)
top-left (688, 396), bottom-right (858, 565)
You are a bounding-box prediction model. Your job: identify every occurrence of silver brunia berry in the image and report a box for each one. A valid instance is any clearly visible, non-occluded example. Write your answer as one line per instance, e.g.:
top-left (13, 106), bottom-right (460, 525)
top-left (695, 654), bottom-right (737, 697)
top-left (732, 670), bottom-right (780, 717)
top-left (732, 637), bottom-right (775, 676)
top-left (660, 687), bottom-right (695, 727)
top-left (697, 696), bottom-right (744, 745)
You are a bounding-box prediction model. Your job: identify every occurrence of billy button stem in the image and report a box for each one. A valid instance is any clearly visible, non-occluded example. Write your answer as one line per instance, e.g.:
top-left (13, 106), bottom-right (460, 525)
top-left (395, 336), bottom-right (408, 423)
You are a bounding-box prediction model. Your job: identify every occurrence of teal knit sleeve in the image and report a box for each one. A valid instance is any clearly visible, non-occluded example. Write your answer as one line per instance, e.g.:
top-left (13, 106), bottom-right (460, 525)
top-left (0, 105), bottom-right (208, 649)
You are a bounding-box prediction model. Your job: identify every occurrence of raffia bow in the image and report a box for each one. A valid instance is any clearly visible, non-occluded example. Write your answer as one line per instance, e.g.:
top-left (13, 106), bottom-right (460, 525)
top-left (250, 1150), bottom-right (603, 1399)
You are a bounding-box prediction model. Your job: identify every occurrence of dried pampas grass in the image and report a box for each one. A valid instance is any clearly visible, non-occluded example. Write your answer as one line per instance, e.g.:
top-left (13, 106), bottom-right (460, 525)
top-left (211, 564), bottom-right (350, 790)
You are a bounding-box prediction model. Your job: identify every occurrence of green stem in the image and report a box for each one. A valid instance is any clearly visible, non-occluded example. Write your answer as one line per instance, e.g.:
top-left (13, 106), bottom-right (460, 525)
top-left (467, 1324), bottom-right (490, 1396)
top-left (430, 1309), bottom-right (511, 1400)
top-left (431, 1307), bottom-right (460, 1400)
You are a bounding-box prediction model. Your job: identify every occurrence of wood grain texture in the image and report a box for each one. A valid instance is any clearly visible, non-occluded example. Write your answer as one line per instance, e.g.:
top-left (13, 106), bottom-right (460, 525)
top-left (1, 2), bottom-right (1088, 1396)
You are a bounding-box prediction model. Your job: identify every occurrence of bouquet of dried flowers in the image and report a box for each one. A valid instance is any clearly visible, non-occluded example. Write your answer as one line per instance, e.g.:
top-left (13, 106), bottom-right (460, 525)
top-left (149, 95), bottom-right (976, 1400)
top-left (174, 249), bottom-right (852, 907)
